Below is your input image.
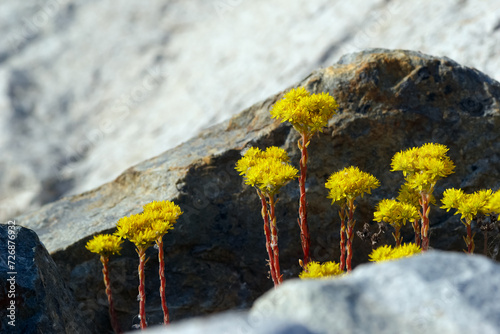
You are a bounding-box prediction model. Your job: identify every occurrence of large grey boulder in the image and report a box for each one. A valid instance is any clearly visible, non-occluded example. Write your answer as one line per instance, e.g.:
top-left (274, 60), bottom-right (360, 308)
top-left (251, 251), bottom-right (500, 334)
top-left (0, 224), bottom-right (95, 333)
top-left (143, 251), bottom-right (500, 334)
top-left (1, 0), bottom-right (500, 222)
top-left (15, 49), bottom-right (500, 332)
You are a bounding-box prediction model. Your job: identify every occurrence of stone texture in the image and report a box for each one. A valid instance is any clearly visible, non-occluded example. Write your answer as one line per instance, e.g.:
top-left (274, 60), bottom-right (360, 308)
top-left (2, 0), bottom-right (500, 222)
top-left (144, 251), bottom-right (500, 334)
top-left (141, 312), bottom-right (313, 334)
top-left (251, 251), bottom-right (500, 334)
top-left (0, 224), bottom-right (95, 333)
top-left (14, 49), bottom-right (500, 332)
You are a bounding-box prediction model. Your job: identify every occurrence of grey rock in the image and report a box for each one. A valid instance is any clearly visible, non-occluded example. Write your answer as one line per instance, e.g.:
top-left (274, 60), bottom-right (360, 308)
top-left (0, 223), bottom-right (95, 334)
top-left (140, 312), bottom-right (313, 334)
top-left (2, 0), bottom-right (500, 222)
top-left (142, 252), bottom-right (500, 334)
top-left (14, 49), bottom-right (500, 332)
top-left (250, 251), bottom-right (500, 334)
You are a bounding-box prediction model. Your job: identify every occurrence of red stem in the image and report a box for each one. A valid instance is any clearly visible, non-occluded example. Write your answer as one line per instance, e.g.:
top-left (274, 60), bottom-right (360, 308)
top-left (412, 219), bottom-right (421, 247)
top-left (137, 249), bottom-right (147, 329)
top-left (268, 194), bottom-right (282, 284)
top-left (258, 190), bottom-right (278, 287)
top-left (338, 204), bottom-right (346, 271)
top-left (420, 193), bottom-right (430, 251)
top-left (466, 221), bottom-right (475, 254)
top-left (298, 133), bottom-right (311, 267)
top-left (394, 226), bottom-right (402, 247)
top-left (346, 200), bottom-right (355, 272)
top-left (156, 238), bottom-right (170, 324)
top-left (100, 256), bottom-right (122, 334)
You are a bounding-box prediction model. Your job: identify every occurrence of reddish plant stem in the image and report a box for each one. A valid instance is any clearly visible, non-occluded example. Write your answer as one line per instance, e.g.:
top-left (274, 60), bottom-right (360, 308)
top-left (346, 200), bottom-right (355, 272)
top-left (298, 133), bottom-right (311, 267)
top-left (137, 249), bottom-right (147, 329)
top-left (268, 194), bottom-right (282, 284)
top-left (394, 226), bottom-right (402, 247)
top-left (338, 204), bottom-right (347, 271)
top-left (156, 238), bottom-right (170, 324)
top-left (420, 193), bottom-right (430, 251)
top-left (258, 190), bottom-right (278, 287)
top-left (100, 256), bottom-right (122, 334)
top-left (465, 220), bottom-right (475, 254)
top-left (412, 219), bottom-right (421, 247)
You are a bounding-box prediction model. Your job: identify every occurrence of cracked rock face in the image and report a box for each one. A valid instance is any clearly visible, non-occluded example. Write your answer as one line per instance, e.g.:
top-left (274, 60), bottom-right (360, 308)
top-left (15, 49), bottom-right (500, 332)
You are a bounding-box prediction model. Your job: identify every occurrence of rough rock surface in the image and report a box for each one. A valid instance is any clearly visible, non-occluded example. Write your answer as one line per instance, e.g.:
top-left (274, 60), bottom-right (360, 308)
top-left (15, 49), bottom-right (500, 332)
top-left (143, 251), bottom-right (500, 334)
top-left (0, 224), bottom-right (95, 333)
top-left (2, 0), bottom-right (500, 221)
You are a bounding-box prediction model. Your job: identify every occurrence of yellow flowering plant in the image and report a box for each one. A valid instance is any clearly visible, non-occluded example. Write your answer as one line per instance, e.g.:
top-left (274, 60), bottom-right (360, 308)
top-left (441, 188), bottom-right (492, 253)
top-left (236, 146), bottom-right (298, 287)
top-left (115, 200), bottom-right (181, 328)
top-left (299, 261), bottom-right (344, 279)
top-left (391, 143), bottom-right (455, 251)
top-left (270, 87), bottom-right (339, 267)
top-left (86, 234), bottom-right (123, 334)
top-left (115, 213), bottom-right (155, 329)
top-left (374, 199), bottom-right (420, 247)
top-left (142, 200), bottom-right (182, 325)
top-left (325, 166), bottom-right (380, 272)
top-left (369, 243), bottom-right (421, 262)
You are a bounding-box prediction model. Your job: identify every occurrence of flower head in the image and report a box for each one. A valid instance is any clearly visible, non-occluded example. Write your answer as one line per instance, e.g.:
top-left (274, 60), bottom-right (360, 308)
top-left (369, 243), bottom-right (421, 262)
top-left (143, 200), bottom-right (182, 236)
top-left (487, 190), bottom-right (500, 214)
top-left (115, 213), bottom-right (158, 250)
top-left (441, 188), bottom-right (492, 222)
top-left (325, 166), bottom-right (380, 204)
top-left (86, 234), bottom-right (123, 257)
top-left (299, 261), bottom-right (343, 279)
top-left (235, 146), bottom-right (298, 195)
top-left (391, 143), bottom-right (455, 192)
top-left (270, 87), bottom-right (339, 135)
top-left (374, 199), bottom-right (419, 228)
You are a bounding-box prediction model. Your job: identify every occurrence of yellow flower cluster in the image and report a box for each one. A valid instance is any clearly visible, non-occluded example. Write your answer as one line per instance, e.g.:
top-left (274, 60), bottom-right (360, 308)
top-left (270, 87), bottom-right (339, 135)
top-left (235, 146), bottom-right (298, 194)
top-left (325, 166), bottom-right (380, 204)
top-left (391, 143), bottom-right (455, 192)
top-left (369, 243), bottom-right (421, 262)
top-left (441, 188), bottom-right (492, 222)
top-left (374, 199), bottom-right (419, 228)
top-left (299, 261), bottom-right (344, 279)
top-left (116, 201), bottom-right (182, 250)
top-left (487, 190), bottom-right (500, 213)
top-left (144, 200), bottom-right (182, 236)
top-left (86, 234), bottom-right (123, 257)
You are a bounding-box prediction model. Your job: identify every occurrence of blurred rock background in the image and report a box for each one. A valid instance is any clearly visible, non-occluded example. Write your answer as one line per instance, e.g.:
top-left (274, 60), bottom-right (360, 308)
top-left (1, 0), bottom-right (500, 220)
